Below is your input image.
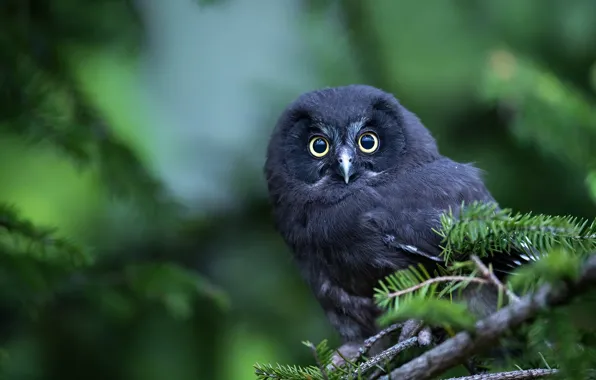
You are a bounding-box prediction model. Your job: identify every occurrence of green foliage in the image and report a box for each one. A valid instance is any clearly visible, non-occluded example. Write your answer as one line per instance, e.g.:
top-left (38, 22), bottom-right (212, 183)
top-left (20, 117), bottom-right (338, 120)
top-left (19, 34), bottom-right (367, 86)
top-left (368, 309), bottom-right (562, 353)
top-left (438, 201), bottom-right (596, 262)
top-left (373, 263), bottom-right (435, 310)
top-left (482, 50), bottom-right (596, 172)
top-left (254, 340), bottom-right (336, 380)
top-left (508, 249), bottom-right (582, 294)
top-left (0, 1), bottom-right (171, 217)
top-left (0, 2), bottom-right (226, 377)
top-left (378, 298), bottom-right (476, 331)
top-left (588, 171), bottom-right (596, 205)
top-left (0, 204), bottom-right (92, 267)
top-left (254, 362), bottom-right (326, 380)
top-left (370, 202), bottom-right (596, 332)
top-left (374, 264), bottom-right (478, 329)
top-left (126, 262), bottom-right (230, 319)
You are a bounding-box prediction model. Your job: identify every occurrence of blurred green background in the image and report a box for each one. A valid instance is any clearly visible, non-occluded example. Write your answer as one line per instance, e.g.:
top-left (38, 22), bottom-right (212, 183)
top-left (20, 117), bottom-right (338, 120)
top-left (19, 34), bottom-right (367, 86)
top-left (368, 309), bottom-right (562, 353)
top-left (1, 0), bottom-right (596, 379)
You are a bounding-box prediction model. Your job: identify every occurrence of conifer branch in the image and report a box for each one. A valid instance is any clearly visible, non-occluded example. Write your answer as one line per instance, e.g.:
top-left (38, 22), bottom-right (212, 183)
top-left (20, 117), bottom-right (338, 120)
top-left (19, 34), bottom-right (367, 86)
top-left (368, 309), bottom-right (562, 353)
top-left (0, 203), bottom-right (91, 266)
top-left (438, 202), bottom-right (596, 263)
top-left (383, 255), bottom-right (596, 380)
top-left (386, 276), bottom-right (487, 299)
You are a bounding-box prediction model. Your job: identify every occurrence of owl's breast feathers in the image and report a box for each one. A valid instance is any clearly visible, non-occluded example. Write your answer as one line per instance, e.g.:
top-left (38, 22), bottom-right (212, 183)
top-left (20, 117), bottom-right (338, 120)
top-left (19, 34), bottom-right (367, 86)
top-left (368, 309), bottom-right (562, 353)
top-left (275, 157), bottom-right (495, 297)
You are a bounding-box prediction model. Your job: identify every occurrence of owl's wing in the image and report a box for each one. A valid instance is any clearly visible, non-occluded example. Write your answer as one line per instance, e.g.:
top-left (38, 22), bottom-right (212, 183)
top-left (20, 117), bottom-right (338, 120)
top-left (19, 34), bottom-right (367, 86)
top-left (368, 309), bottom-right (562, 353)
top-left (366, 160), bottom-right (538, 278)
top-left (377, 206), bottom-right (538, 279)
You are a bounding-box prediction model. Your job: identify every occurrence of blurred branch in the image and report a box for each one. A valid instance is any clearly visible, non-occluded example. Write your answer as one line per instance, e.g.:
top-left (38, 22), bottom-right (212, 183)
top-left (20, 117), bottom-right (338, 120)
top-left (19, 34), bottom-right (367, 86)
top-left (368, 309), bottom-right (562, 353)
top-left (0, 203), bottom-right (92, 267)
top-left (0, 0), bottom-right (175, 215)
top-left (482, 49), bottom-right (596, 173)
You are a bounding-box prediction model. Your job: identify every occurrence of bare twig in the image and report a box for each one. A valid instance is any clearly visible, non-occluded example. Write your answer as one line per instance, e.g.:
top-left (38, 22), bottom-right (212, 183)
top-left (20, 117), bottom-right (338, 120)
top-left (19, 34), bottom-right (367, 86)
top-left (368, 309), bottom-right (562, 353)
top-left (350, 337), bottom-right (419, 378)
top-left (383, 255), bottom-right (596, 380)
top-left (386, 276), bottom-right (488, 299)
top-left (357, 323), bottom-right (403, 359)
top-left (306, 342), bottom-right (329, 380)
top-left (471, 255), bottom-right (521, 303)
top-left (445, 368), bottom-right (558, 379)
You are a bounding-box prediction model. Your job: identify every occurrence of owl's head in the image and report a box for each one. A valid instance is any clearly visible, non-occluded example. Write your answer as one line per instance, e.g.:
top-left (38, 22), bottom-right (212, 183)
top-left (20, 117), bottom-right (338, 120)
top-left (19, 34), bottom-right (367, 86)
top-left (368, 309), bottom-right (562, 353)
top-left (265, 85), bottom-right (440, 203)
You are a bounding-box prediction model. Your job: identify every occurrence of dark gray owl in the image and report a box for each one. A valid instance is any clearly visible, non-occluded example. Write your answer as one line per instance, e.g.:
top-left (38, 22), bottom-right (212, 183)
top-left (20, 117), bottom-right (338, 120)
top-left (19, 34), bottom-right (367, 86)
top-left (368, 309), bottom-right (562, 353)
top-left (264, 84), bottom-right (519, 355)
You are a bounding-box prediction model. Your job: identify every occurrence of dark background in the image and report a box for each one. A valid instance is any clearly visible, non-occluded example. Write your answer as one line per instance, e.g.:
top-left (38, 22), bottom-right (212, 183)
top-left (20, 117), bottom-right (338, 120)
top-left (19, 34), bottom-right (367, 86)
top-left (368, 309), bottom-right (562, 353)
top-left (1, 0), bottom-right (596, 379)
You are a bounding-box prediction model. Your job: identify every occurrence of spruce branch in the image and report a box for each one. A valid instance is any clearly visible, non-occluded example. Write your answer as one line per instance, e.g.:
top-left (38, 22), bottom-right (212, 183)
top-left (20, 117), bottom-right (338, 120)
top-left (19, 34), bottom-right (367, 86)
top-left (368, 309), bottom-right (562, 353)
top-left (254, 363), bottom-right (326, 380)
top-left (383, 255), bottom-right (596, 380)
top-left (438, 202), bottom-right (596, 263)
top-left (375, 268), bottom-right (482, 331)
top-left (255, 340), bottom-right (336, 380)
top-left (386, 276), bottom-right (488, 299)
top-left (444, 368), bottom-right (558, 379)
top-left (374, 263), bottom-right (488, 316)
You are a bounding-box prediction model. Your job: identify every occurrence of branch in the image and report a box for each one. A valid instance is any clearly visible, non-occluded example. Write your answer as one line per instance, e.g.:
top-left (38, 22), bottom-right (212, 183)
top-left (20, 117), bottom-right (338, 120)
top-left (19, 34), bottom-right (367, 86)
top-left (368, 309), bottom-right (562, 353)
top-left (351, 337), bottom-right (418, 378)
top-left (445, 368), bottom-right (558, 380)
top-left (470, 255), bottom-right (521, 303)
top-left (384, 255), bottom-right (596, 380)
top-left (386, 276), bottom-right (488, 299)
top-left (357, 323), bottom-right (403, 359)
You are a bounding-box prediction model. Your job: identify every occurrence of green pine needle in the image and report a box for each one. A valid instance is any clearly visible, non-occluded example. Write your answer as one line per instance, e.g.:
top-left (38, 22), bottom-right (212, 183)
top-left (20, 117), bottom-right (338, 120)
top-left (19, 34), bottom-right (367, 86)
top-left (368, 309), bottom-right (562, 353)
top-left (437, 201), bottom-right (596, 263)
top-left (254, 340), bottom-right (339, 380)
top-left (374, 263), bottom-right (482, 310)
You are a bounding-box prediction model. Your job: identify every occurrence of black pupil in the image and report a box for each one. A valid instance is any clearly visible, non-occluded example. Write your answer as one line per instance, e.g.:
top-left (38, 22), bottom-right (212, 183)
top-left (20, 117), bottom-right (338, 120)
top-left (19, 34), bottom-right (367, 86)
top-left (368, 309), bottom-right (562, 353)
top-left (313, 138), bottom-right (327, 153)
top-left (361, 134), bottom-right (375, 150)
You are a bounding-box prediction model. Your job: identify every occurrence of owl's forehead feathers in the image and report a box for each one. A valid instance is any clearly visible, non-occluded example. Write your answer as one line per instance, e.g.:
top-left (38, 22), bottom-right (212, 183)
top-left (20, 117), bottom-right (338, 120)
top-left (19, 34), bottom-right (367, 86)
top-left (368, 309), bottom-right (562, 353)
top-left (312, 117), bottom-right (367, 142)
top-left (286, 84), bottom-right (395, 128)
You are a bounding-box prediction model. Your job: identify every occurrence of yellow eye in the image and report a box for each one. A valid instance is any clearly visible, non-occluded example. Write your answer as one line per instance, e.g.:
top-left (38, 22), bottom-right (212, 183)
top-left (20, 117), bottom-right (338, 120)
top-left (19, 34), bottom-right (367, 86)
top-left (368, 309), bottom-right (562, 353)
top-left (308, 136), bottom-right (330, 157)
top-left (358, 132), bottom-right (379, 153)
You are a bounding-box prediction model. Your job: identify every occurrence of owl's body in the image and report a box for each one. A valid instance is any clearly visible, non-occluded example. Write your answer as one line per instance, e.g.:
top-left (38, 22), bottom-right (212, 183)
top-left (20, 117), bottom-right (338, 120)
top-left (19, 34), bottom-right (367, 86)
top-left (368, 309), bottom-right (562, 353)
top-left (265, 85), bottom-right (507, 343)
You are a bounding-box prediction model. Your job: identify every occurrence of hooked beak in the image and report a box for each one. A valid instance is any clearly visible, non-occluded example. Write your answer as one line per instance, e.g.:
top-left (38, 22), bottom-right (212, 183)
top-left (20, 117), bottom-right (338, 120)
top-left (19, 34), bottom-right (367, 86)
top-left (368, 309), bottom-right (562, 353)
top-left (338, 150), bottom-right (355, 184)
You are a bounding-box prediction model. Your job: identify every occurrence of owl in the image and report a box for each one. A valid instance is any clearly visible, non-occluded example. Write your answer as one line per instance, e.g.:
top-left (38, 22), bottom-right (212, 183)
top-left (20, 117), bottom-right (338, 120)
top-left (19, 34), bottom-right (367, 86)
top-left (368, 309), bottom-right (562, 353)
top-left (264, 84), bottom-right (518, 354)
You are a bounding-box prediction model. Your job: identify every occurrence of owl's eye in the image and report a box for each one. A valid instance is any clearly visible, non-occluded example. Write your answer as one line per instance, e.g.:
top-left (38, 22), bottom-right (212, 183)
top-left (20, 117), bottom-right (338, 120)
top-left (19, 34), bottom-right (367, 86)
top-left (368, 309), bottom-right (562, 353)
top-left (358, 132), bottom-right (379, 153)
top-left (308, 136), bottom-right (330, 158)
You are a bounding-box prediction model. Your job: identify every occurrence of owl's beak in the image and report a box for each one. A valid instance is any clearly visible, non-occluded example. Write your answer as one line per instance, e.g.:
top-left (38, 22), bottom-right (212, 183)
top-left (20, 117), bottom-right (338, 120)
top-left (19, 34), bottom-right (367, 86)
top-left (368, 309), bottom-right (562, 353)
top-left (338, 151), bottom-right (354, 184)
